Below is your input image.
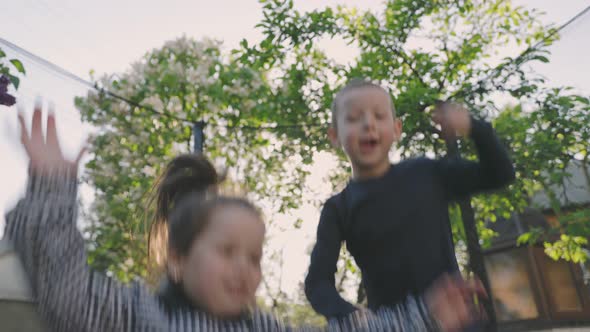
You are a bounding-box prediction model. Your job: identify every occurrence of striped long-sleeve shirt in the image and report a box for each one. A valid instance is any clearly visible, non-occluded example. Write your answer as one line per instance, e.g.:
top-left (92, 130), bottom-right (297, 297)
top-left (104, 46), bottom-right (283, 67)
top-left (4, 169), bottom-right (440, 331)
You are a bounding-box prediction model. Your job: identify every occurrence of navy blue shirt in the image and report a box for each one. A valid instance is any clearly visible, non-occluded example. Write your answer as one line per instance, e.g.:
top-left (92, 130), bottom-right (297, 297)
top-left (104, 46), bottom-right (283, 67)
top-left (304, 119), bottom-right (515, 318)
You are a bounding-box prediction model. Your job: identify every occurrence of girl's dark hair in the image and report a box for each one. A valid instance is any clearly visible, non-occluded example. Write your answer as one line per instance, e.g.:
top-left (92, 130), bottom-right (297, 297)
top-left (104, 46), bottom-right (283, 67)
top-left (146, 153), bottom-right (260, 281)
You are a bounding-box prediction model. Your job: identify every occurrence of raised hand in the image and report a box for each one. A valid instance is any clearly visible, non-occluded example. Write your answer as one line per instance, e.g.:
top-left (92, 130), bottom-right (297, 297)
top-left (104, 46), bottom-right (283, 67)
top-left (433, 101), bottom-right (472, 139)
top-left (18, 102), bottom-right (86, 176)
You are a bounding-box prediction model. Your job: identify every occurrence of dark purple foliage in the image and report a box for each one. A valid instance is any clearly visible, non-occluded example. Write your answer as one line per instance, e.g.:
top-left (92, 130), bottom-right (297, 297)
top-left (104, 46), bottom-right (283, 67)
top-left (0, 74), bottom-right (16, 106)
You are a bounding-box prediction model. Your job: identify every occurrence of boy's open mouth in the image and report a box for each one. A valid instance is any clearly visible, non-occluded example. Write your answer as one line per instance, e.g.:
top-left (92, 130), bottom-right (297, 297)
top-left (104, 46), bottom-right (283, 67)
top-left (359, 138), bottom-right (379, 151)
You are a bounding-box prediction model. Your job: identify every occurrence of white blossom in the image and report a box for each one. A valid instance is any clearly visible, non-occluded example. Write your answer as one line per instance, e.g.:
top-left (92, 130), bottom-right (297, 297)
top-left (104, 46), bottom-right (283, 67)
top-left (142, 96), bottom-right (164, 112)
top-left (168, 62), bottom-right (185, 77)
top-left (167, 96), bottom-right (183, 113)
top-left (243, 99), bottom-right (257, 111)
top-left (142, 165), bottom-right (156, 177)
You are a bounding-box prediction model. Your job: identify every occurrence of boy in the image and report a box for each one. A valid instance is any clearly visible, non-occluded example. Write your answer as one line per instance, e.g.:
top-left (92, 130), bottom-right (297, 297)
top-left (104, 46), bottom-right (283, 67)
top-left (305, 79), bottom-right (514, 318)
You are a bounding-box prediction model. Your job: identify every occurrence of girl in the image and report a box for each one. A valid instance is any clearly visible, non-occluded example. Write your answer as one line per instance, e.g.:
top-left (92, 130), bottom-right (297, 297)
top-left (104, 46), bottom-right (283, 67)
top-left (4, 105), bottom-right (481, 331)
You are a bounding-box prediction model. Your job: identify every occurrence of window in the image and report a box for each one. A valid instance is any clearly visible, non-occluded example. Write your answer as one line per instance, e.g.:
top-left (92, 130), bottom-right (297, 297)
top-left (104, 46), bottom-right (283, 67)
top-left (534, 248), bottom-right (590, 320)
top-left (535, 248), bottom-right (586, 314)
top-left (485, 249), bottom-right (540, 321)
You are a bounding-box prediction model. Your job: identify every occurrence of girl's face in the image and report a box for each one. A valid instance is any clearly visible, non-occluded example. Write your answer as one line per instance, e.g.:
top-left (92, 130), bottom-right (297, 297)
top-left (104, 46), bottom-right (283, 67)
top-left (178, 205), bottom-right (265, 317)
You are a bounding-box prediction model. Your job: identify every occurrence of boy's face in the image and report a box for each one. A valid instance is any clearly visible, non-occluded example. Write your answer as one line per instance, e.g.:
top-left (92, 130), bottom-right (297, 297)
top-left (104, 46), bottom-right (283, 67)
top-left (330, 86), bottom-right (401, 176)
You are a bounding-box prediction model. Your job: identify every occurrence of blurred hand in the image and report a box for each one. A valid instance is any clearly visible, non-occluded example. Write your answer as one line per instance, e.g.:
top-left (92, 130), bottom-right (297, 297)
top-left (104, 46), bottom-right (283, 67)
top-left (425, 273), bottom-right (487, 332)
top-left (17, 101), bottom-right (85, 176)
top-left (432, 102), bottom-right (472, 139)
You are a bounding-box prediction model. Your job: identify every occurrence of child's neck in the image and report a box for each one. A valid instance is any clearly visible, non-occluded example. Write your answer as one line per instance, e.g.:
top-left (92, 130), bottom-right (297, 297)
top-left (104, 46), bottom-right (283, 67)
top-left (352, 161), bottom-right (391, 181)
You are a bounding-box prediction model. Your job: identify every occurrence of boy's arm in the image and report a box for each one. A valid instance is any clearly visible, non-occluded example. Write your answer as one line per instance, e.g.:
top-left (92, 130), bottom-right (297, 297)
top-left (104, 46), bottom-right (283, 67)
top-left (304, 199), bottom-right (358, 318)
top-left (436, 116), bottom-right (515, 200)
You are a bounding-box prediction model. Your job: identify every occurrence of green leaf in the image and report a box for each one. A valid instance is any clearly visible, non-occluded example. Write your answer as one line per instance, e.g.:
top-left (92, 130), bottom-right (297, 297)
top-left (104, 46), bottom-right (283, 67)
top-left (10, 59), bottom-right (25, 74)
top-left (535, 55), bottom-right (549, 63)
top-left (8, 74), bottom-right (20, 89)
top-left (240, 39), bottom-right (249, 49)
top-left (517, 233), bottom-right (531, 245)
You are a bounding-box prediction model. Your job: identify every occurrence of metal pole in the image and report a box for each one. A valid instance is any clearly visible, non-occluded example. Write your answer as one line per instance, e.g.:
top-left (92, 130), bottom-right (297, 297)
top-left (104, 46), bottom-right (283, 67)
top-left (193, 121), bottom-right (205, 153)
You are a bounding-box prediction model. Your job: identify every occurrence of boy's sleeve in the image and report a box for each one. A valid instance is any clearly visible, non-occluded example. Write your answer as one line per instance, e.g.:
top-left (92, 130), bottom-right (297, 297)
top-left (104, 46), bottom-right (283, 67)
top-left (304, 198), bottom-right (358, 318)
top-left (435, 117), bottom-right (516, 200)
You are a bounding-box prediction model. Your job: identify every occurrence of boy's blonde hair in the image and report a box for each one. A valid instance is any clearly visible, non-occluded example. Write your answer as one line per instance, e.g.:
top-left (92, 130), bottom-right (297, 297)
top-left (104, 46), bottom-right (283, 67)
top-left (330, 78), bottom-right (396, 129)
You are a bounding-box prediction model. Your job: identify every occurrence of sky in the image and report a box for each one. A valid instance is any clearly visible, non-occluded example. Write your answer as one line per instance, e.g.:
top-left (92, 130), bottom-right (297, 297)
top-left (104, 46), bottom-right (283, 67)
top-left (1, 0), bottom-right (589, 300)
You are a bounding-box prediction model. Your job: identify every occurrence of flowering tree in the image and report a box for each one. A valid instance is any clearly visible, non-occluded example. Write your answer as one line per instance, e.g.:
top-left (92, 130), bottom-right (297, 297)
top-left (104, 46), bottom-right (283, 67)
top-left (76, 37), bottom-right (313, 281)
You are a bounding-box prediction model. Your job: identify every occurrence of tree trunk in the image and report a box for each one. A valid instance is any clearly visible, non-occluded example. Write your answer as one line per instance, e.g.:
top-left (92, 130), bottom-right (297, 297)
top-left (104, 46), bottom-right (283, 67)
top-left (582, 154), bottom-right (590, 195)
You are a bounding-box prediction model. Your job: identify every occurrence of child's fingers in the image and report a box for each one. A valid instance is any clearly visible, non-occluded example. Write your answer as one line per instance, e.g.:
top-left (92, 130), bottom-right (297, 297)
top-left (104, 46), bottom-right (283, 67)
top-left (46, 111), bottom-right (62, 155)
top-left (443, 274), bottom-right (483, 327)
top-left (17, 111), bottom-right (30, 146)
top-left (31, 100), bottom-right (44, 146)
top-left (463, 277), bottom-right (487, 298)
top-left (449, 276), bottom-right (472, 321)
top-left (429, 274), bottom-right (467, 332)
top-left (456, 277), bottom-right (489, 323)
